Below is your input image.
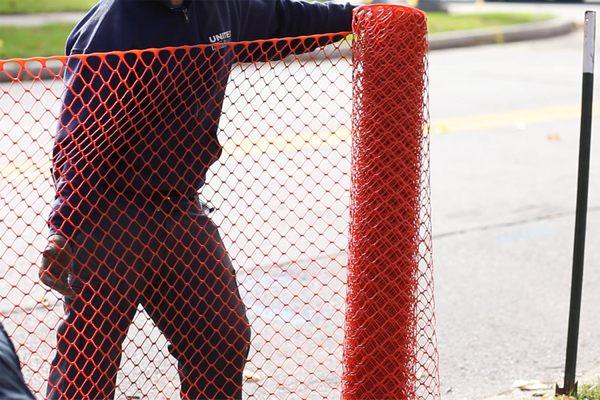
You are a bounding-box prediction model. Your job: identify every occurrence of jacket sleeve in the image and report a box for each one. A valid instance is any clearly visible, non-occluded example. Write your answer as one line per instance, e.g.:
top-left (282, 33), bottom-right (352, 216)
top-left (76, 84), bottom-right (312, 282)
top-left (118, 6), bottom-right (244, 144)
top-left (49, 17), bottom-right (138, 240)
top-left (49, 23), bottom-right (97, 239)
top-left (48, 55), bottom-right (93, 240)
top-left (234, 0), bottom-right (354, 63)
top-left (238, 0), bottom-right (355, 41)
top-left (49, 52), bottom-right (126, 240)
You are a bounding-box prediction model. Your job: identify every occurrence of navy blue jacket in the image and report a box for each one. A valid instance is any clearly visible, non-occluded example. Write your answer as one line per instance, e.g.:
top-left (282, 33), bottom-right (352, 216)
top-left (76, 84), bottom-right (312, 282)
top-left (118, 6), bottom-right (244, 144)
top-left (50, 0), bottom-right (354, 237)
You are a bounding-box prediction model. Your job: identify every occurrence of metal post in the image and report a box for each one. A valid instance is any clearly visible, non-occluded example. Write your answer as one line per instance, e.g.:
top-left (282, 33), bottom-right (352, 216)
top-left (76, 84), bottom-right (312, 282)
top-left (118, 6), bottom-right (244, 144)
top-left (556, 10), bottom-right (596, 397)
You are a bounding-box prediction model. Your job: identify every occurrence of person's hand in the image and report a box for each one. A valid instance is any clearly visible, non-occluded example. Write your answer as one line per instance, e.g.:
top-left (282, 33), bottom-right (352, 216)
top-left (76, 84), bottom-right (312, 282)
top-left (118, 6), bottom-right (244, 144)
top-left (39, 235), bottom-right (75, 298)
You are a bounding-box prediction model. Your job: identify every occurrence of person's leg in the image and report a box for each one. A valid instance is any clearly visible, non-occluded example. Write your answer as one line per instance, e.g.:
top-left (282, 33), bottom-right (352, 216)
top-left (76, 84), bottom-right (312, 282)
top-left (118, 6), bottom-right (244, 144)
top-left (47, 205), bottom-right (150, 400)
top-left (143, 206), bottom-right (250, 400)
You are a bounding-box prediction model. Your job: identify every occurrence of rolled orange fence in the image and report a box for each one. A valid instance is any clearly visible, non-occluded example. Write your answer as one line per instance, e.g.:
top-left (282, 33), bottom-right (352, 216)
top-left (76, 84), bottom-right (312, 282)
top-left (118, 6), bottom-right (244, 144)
top-left (344, 5), bottom-right (436, 399)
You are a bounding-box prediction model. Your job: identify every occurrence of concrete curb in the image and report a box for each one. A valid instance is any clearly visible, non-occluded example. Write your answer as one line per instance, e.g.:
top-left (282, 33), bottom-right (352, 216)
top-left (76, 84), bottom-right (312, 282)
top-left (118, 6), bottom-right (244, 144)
top-left (0, 17), bottom-right (581, 83)
top-left (429, 17), bottom-right (580, 50)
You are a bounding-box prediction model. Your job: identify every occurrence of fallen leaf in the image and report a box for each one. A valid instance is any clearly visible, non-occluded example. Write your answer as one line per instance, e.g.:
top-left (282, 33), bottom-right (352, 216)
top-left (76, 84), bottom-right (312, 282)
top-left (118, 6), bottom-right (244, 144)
top-left (244, 370), bottom-right (263, 383)
top-left (512, 379), bottom-right (551, 391)
top-left (40, 296), bottom-right (49, 308)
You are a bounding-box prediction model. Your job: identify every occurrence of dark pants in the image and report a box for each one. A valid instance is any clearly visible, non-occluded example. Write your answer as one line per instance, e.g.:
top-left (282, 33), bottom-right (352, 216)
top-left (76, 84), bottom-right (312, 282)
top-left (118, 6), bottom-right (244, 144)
top-left (47, 196), bottom-right (251, 400)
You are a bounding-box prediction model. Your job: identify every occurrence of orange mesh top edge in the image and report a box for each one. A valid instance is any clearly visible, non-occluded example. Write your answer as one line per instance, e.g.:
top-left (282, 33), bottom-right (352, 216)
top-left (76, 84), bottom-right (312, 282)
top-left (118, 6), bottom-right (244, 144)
top-left (0, 31), bottom-right (352, 66)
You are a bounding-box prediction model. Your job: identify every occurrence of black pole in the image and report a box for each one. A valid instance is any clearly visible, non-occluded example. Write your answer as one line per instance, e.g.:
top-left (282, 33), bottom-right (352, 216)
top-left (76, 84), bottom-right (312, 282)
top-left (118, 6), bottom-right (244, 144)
top-left (556, 10), bottom-right (596, 397)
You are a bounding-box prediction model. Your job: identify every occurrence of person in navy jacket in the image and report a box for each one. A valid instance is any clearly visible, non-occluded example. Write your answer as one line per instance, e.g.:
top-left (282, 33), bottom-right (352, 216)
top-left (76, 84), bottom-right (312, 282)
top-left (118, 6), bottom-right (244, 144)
top-left (39, 0), bottom-right (355, 399)
top-left (0, 322), bottom-right (35, 400)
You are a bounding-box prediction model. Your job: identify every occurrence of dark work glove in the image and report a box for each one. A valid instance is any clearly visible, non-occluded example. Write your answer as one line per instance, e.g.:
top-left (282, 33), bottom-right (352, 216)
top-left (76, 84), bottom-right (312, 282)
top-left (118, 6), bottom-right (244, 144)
top-left (39, 235), bottom-right (75, 298)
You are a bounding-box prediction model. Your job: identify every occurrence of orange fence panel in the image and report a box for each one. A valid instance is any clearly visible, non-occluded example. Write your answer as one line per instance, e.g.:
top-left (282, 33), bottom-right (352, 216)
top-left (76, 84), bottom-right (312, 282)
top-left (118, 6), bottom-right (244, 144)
top-left (0, 5), bottom-right (437, 399)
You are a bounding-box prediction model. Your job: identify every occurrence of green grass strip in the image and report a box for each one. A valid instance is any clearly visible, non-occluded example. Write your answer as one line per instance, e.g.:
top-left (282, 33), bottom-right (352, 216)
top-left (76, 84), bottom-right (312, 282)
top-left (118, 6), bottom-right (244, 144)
top-left (0, 12), bottom-right (554, 60)
top-left (0, 23), bottom-right (73, 59)
top-left (427, 12), bottom-right (553, 34)
top-left (0, 0), bottom-right (96, 14)
top-left (577, 383), bottom-right (600, 400)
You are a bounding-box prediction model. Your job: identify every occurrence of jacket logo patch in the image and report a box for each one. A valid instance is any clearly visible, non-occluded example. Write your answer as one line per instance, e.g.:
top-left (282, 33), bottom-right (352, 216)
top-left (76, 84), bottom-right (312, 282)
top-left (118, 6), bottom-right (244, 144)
top-left (208, 31), bottom-right (232, 44)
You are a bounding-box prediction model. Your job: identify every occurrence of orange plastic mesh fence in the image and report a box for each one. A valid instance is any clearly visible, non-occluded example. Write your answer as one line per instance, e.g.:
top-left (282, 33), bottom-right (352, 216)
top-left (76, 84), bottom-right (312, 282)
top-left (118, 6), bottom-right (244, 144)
top-left (344, 6), bottom-right (438, 400)
top-left (0, 5), bottom-right (437, 399)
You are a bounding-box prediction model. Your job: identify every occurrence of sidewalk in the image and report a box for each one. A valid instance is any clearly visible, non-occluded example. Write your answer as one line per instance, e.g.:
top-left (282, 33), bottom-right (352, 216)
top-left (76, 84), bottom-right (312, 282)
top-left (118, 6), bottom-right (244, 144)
top-left (485, 365), bottom-right (600, 400)
top-left (0, 12), bottom-right (83, 27)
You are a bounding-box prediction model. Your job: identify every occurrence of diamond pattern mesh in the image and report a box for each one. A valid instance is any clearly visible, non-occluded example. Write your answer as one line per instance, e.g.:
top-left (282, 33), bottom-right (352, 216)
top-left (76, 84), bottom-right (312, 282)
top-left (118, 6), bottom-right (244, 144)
top-left (0, 5), bottom-right (437, 399)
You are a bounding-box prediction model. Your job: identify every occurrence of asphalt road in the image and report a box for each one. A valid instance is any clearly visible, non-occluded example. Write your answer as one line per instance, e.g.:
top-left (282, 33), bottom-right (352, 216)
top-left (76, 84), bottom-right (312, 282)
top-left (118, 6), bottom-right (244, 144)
top-left (430, 5), bottom-right (600, 398)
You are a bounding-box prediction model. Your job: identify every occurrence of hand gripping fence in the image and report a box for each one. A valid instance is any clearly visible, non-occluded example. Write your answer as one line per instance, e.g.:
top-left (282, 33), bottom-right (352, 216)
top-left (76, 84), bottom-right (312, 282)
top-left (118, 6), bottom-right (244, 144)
top-left (0, 5), bottom-right (438, 400)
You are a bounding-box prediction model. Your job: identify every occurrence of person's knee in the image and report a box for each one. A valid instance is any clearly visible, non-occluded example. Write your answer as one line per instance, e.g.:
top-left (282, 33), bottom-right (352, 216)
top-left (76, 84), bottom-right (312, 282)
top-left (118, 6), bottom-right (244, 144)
top-left (225, 301), bottom-right (251, 361)
top-left (233, 313), bottom-right (251, 361)
top-left (209, 318), bottom-right (251, 361)
top-left (171, 314), bottom-right (250, 368)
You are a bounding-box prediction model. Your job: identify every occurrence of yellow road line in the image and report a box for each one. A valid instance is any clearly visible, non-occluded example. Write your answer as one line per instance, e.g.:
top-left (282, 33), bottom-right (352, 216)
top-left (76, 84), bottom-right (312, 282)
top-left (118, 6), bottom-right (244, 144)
top-left (222, 127), bottom-right (351, 159)
top-left (0, 160), bottom-right (51, 181)
top-left (1, 102), bottom-right (598, 181)
top-left (0, 128), bottom-right (352, 182)
top-left (430, 102), bottom-right (600, 135)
